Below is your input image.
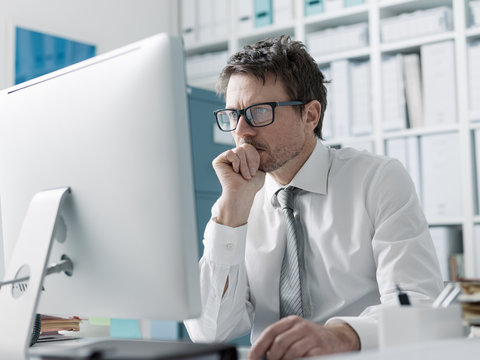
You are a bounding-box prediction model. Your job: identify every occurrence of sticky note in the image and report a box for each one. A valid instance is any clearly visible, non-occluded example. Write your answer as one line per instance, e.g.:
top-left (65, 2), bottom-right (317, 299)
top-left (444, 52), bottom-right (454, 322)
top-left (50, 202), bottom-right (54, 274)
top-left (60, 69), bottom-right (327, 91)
top-left (151, 320), bottom-right (179, 340)
top-left (110, 318), bottom-right (142, 339)
top-left (88, 317), bottom-right (110, 326)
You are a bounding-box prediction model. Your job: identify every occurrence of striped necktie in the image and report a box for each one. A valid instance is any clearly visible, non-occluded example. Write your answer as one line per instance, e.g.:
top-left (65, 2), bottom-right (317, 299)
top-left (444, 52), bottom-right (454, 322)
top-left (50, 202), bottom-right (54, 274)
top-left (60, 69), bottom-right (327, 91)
top-left (277, 186), bottom-right (306, 318)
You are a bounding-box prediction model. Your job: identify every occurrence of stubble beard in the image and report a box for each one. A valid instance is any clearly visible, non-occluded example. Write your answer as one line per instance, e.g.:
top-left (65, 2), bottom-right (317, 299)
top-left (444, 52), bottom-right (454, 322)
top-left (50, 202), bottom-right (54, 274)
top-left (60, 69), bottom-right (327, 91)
top-left (257, 142), bottom-right (305, 173)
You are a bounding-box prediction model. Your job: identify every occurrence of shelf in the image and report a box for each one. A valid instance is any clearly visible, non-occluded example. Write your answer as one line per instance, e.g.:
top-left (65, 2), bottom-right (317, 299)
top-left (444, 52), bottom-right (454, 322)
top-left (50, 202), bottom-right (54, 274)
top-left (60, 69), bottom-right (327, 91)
top-left (182, 0), bottom-right (480, 277)
top-left (427, 218), bottom-right (464, 226)
top-left (314, 46), bottom-right (370, 65)
top-left (237, 23), bottom-right (295, 47)
top-left (469, 121), bottom-right (480, 131)
top-left (188, 76), bottom-right (218, 91)
top-left (380, 31), bottom-right (454, 53)
top-left (382, 124), bottom-right (459, 139)
top-left (466, 26), bottom-right (480, 39)
top-left (304, 4), bottom-right (369, 32)
top-left (379, 0), bottom-right (452, 18)
top-left (325, 134), bottom-right (375, 145)
top-left (185, 39), bottom-right (229, 57)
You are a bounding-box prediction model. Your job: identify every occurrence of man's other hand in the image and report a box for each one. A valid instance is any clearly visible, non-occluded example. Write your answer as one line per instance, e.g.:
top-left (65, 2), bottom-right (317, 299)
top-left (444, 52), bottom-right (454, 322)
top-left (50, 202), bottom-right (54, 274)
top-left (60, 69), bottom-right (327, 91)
top-left (248, 316), bottom-right (360, 360)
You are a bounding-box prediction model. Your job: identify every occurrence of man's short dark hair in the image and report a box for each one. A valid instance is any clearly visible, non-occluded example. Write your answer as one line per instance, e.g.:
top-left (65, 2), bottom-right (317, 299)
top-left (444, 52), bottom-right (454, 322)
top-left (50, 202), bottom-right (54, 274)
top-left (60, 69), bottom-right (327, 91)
top-left (216, 35), bottom-right (328, 139)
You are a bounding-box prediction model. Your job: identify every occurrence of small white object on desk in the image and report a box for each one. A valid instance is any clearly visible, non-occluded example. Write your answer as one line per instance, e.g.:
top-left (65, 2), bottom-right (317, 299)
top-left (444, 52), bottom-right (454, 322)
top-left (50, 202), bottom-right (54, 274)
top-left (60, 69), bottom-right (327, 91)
top-left (378, 304), bottom-right (463, 350)
top-left (313, 337), bottom-right (480, 360)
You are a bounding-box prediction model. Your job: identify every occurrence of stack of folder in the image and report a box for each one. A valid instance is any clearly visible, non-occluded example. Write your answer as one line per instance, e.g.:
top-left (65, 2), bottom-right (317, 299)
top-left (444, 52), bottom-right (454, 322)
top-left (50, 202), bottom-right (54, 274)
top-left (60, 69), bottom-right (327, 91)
top-left (306, 22), bottom-right (369, 57)
top-left (380, 7), bottom-right (453, 43)
top-left (458, 280), bottom-right (480, 326)
top-left (470, 0), bottom-right (480, 26)
top-left (40, 315), bottom-right (83, 334)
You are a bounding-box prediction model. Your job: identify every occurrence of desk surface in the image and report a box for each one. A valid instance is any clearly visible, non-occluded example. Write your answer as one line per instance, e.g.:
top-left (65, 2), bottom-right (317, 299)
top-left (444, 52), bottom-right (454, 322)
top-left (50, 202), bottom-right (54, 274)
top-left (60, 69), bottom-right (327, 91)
top-left (316, 337), bottom-right (480, 360)
top-left (209, 338), bottom-right (480, 360)
top-left (30, 337), bottom-right (480, 360)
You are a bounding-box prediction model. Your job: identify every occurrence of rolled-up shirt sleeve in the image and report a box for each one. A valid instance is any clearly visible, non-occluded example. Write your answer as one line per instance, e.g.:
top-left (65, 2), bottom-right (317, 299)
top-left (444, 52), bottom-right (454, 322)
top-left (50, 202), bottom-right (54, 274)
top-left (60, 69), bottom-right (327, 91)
top-left (184, 218), bottom-right (254, 343)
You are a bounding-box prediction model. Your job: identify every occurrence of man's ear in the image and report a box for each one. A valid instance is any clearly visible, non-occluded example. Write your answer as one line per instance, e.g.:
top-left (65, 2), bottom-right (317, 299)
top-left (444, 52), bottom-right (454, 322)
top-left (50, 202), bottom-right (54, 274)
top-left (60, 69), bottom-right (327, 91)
top-left (304, 100), bottom-right (321, 132)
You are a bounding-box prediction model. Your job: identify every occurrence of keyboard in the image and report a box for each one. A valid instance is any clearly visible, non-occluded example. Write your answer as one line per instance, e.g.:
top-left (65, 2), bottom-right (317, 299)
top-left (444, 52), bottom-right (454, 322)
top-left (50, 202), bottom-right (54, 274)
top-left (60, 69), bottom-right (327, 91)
top-left (29, 338), bottom-right (237, 359)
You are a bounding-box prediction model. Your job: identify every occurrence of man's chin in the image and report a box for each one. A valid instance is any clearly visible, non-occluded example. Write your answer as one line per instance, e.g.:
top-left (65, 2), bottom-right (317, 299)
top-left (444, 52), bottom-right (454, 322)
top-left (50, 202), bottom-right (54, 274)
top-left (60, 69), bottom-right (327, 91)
top-left (257, 150), bottom-right (282, 172)
top-left (259, 159), bottom-right (281, 173)
top-left (257, 152), bottom-right (271, 173)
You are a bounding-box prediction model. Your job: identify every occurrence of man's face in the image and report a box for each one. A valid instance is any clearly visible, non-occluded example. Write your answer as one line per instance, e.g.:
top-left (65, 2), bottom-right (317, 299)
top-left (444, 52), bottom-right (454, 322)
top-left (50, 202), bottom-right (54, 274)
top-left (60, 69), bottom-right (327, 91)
top-left (225, 73), bottom-right (310, 173)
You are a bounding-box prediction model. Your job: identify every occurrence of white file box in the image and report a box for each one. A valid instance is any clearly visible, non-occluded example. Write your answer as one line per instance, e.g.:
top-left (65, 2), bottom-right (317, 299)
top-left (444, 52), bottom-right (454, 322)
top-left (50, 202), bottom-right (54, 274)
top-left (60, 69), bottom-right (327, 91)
top-left (379, 305), bottom-right (464, 350)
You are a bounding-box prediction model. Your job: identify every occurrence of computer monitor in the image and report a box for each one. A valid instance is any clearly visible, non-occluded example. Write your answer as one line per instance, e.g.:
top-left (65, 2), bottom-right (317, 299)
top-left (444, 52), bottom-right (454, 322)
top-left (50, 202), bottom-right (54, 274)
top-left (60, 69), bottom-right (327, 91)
top-left (0, 33), bottom-right (201, 336)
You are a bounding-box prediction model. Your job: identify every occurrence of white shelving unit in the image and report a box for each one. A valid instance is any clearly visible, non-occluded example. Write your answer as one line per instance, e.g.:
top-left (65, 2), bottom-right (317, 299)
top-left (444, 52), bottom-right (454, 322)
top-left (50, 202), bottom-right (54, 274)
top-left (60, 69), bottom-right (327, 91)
top-left (181, 0), bottom-right (480, 278)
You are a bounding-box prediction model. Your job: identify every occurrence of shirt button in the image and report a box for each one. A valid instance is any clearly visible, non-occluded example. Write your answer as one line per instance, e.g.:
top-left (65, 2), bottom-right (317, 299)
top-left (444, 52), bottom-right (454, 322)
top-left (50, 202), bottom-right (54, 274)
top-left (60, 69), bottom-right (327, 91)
top-left (225, 243), bottom-right (233, 250)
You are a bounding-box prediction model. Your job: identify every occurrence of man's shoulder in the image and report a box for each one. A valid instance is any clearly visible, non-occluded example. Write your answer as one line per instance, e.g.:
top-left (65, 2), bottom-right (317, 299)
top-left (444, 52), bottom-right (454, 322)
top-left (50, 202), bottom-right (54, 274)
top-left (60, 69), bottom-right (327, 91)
top-left (326, 146), bottom-right (406, 181)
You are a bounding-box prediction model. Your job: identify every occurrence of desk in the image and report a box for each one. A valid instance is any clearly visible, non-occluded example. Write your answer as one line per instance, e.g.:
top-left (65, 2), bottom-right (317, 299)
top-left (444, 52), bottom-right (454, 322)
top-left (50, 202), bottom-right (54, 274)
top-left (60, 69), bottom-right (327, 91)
top-left (227, 338), bottom-right (480, 360)
top-left (29, 337), bottom-right (480, 360)
top-left (315, 338), bottom-right (480, 360)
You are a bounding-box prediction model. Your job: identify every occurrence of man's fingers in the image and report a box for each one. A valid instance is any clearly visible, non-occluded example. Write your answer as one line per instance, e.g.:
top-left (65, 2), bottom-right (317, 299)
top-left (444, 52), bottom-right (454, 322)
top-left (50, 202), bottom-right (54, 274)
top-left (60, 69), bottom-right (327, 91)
top-left (250, 319), bottom-right (360, 360)
top-left (224, 150), bottom-right (240, 174)
top-left (236, 148), bottom-right (252, 179)
top-left (219, 144), bottom-right (260, 180)
top-left (281, 335), bottom-right (317, 360)
top-left (249, 316), bottom-right (300, 360)
top-left (242, 144), bottom-right (260, 176)
top-left (266, 324), bottom-right (308, 360)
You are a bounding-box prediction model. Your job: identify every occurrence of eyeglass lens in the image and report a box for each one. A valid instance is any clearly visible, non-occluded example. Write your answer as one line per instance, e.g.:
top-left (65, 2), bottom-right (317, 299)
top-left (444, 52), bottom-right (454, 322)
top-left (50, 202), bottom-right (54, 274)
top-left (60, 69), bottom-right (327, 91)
top-left (216, 104), bottom-right (273, 131)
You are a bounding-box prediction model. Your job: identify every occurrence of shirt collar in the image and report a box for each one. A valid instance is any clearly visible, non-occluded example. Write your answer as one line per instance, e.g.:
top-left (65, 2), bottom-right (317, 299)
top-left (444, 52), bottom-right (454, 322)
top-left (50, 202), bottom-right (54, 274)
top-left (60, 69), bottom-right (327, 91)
top-left (265, 139), bottom-right (330, 206)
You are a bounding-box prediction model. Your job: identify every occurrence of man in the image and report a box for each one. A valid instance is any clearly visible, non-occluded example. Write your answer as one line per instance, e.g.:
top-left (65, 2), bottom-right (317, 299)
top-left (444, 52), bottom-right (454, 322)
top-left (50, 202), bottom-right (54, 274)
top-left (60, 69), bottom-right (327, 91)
top-left (185, 36), bottom-right (443, 359)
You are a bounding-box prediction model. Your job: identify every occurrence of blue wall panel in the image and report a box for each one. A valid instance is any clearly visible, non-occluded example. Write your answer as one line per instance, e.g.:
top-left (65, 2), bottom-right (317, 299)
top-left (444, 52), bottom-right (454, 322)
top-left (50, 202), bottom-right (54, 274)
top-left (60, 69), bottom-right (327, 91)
top-left (15, 27), bottom-right (95, 85)
top-left (186, 87), bottom-right (251, 346)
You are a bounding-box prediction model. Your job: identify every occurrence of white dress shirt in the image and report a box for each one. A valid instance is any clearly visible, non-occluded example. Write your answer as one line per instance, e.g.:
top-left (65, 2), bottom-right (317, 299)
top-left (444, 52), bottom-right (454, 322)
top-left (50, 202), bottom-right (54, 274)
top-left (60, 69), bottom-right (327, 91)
top-left (185, 140), bottom-right (444, 350)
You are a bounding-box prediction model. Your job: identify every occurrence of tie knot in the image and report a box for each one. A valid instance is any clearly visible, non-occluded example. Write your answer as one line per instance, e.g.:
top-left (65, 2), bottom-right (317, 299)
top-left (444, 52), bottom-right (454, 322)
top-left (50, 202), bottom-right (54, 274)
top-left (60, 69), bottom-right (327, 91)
top-left (276, 186), bottom-right (297, 210)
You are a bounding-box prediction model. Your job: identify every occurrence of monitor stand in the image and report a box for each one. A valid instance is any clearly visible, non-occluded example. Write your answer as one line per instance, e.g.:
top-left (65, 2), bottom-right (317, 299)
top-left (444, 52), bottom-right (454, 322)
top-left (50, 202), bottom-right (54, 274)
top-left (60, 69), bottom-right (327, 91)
top-left (0, 187), bottom-right (71, 360)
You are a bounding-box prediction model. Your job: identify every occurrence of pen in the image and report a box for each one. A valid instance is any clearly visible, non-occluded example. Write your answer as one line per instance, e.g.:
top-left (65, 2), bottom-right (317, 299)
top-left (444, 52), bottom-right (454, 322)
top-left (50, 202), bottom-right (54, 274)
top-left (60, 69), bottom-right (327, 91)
top-left (433, 283), bottom-right (461, 308)
top-left (441, 284), bottom-right (461, 307)
top-left (433, 283), bottom-right (454, 308)
top-left (395, 284), bottom-right (411, 306)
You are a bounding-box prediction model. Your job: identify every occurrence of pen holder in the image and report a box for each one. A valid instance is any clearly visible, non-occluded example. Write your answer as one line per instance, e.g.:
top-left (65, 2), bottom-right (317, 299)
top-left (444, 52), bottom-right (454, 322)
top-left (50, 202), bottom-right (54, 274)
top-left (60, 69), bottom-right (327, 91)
top-left (378, 305), bottom-right (464, 349)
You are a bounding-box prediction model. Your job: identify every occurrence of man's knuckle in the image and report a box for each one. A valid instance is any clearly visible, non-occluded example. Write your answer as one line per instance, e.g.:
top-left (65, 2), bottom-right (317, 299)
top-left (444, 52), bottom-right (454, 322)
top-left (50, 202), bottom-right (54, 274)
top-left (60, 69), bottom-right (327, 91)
top-left (272, 336), bottom-right (286, 349)
top-left (299, 322), bottom-right (311, 332)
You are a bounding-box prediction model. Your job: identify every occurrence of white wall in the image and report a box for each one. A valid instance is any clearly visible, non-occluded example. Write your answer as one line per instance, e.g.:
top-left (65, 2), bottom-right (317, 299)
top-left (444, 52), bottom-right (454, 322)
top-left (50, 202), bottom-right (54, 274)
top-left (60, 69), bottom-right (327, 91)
top-left (0, 0), bottom-right (179, 279)
top-left (0, 0), bottom-right (179, 90)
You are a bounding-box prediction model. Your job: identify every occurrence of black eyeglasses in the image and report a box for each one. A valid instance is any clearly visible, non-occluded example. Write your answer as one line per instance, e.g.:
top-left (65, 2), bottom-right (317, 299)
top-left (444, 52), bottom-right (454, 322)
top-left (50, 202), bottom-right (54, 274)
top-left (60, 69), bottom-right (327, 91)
top-left (213, 101), bottom-right (305, 132)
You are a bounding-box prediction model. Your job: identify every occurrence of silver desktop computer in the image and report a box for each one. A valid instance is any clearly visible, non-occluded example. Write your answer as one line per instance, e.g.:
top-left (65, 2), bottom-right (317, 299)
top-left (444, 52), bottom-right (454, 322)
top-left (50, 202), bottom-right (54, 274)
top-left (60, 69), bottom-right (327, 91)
top-left (0, 33), bottom-right (235, 360)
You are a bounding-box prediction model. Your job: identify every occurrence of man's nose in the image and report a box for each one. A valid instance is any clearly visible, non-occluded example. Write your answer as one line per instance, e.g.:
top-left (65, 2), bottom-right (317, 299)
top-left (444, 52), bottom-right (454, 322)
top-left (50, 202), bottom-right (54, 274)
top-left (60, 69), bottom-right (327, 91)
top-left (234, 114), bottom-right (256, 138)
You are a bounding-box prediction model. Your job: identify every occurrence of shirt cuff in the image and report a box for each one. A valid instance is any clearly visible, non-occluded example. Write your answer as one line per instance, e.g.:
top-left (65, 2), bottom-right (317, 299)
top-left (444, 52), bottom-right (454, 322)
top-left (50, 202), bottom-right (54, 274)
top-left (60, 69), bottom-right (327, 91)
top-left (203, 219), bottom-right (247, 266)
top-left (325, 316), bottom-right (378, 350)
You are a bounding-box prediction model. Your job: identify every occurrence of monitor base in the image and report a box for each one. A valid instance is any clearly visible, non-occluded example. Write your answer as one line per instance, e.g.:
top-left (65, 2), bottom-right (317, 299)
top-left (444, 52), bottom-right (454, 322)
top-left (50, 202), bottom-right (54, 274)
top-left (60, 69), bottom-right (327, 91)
top-left (0, 187), bottom-right (71, 360)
